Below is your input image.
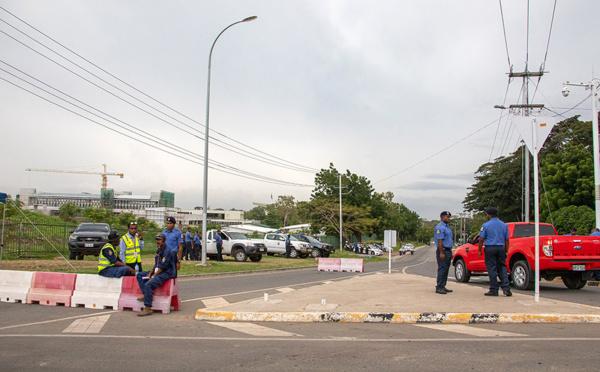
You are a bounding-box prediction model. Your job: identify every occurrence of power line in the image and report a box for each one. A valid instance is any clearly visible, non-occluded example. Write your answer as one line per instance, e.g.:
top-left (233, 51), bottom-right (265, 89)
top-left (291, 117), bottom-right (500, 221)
top-left (498, 0), bottom-right (511, 69)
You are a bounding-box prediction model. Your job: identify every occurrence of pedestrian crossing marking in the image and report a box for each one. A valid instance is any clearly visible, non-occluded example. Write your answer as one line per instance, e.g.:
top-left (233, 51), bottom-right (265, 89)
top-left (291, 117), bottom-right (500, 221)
top-left (202, 297), bottom-right (230, 309)
top-left (62, 315), bottom-right (110, 334)
top-left (414, 324), bottom-right (526, 337)
top-left (207, 322), bottom-right (301, 337)
top-left (276, 287), bottom-right (295, 293)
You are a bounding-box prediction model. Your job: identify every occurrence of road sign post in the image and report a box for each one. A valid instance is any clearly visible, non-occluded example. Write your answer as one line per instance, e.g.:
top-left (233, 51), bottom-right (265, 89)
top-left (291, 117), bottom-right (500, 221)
top-left (384, 230), bottom-right (397, 274)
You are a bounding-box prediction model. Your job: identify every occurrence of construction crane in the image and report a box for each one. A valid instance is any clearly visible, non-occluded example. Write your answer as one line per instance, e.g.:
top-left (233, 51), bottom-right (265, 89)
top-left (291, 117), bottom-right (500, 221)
top-left (25, 164), bottom-right (124, 190)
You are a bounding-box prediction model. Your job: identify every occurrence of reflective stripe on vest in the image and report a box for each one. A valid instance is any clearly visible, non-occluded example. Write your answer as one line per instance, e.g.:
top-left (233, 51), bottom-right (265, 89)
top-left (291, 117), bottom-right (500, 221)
top-left (98, 243), bottom-right (117, 273)
top-left (122, 234), bottom-right (141, 264)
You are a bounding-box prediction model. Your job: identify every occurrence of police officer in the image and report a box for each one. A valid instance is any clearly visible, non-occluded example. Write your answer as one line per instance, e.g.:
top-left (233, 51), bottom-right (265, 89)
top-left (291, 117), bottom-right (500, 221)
top-left (163, 217), bottom-right (183, 270)
top-left (98, 232), bottom-right (135, 278)
top-left (285, 234), bottom-right (292, 258)
top-left (136, 233), bottom-right (177, 316)
top-left (478, 207), bottom-right (512, 296)
top-left (215, 229), bottom-right (224, 262)
top-left (184, 227), bottom-right (193, 260)
top-left (566, 227), bottom-right (578, 236)
top-left (434, 211), bottom-right (453, 294)
top-left (120, 222), bottom-right (144, 271)
top-left (193, 231), bottom-right (202, 260)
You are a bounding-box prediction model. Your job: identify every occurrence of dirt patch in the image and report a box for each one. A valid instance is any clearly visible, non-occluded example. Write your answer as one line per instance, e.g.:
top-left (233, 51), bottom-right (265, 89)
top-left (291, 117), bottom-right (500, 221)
top-left (1, 259), bottom-right (96, 272)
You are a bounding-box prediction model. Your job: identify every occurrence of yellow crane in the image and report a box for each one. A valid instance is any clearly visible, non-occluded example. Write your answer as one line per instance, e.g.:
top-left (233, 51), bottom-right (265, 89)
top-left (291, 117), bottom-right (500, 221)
top-left (25, 164), bottom-right (124, 190)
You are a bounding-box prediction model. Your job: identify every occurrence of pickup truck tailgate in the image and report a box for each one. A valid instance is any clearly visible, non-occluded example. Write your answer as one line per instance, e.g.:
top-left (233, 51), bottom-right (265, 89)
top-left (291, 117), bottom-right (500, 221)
top-left (552, 237), bottom-right (600, 262)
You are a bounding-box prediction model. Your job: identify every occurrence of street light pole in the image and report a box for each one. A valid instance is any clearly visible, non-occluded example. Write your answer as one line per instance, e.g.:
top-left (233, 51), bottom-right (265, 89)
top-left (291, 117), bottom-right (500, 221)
top-left (201, 16), bottom-right (257, 265)
top-left (563, 79), bottom-right (600, 228)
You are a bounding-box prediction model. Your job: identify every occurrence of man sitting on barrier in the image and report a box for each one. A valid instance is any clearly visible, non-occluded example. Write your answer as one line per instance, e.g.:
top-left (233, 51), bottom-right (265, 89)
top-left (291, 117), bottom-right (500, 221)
top-left (98, 232), bottom-right (136, 278)
top-left (136, 233), bottom-right (177, 316)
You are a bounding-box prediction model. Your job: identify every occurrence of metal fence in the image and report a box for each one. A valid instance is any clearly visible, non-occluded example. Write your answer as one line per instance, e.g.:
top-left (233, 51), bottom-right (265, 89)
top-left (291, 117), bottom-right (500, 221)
top-left (1, 221), bottom-right (78, 257)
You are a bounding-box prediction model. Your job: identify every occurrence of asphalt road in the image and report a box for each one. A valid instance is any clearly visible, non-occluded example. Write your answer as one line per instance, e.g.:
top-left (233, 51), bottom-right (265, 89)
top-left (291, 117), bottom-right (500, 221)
top-left (1, 246), bottom-right (599, 371)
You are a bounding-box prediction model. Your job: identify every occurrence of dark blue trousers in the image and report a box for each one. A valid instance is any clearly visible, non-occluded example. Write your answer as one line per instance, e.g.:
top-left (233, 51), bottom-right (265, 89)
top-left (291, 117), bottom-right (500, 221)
top-left (99, 266), bottom-right (132, 278)
top-left (216, 243), bottom-right (223, 261)
top-left (136, 271), bottom-right (170, 307)
top-left (484, 245), bottom-right (510, 293)
top-left (436, 248), bottom-right (452, 289)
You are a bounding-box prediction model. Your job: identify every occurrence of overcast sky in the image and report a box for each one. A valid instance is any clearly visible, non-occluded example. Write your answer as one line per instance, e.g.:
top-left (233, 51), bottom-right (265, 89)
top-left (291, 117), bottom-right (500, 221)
top-left (1, 1), bottom-right (598, 220)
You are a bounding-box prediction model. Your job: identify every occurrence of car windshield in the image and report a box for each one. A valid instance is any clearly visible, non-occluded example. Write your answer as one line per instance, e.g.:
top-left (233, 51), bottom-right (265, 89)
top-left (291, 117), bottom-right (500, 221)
top-left (289, 235), bottom-right (299, 241)
top-left (304, 236), bottom-right (321, 244)
top-left (227, 232), bottom-right (248, 240)
top-left (76, 224), bottom-right (109, 233)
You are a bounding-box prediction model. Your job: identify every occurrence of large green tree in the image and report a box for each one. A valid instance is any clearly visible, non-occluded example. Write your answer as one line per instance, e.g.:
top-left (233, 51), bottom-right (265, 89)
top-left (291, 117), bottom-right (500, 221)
top-left (58, 202), bottom-right (81, 223)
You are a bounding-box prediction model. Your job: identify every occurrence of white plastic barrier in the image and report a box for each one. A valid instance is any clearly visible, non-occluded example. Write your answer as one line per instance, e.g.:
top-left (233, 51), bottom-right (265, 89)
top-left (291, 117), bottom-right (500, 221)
top-left (317, 258), bottom-right (341, 272)
top-left (340, 258), bottom-right (364, 272)
top-left (0, 270), bottom-right (34, 303)
top-left (71, 274), bottom-right (124, 309)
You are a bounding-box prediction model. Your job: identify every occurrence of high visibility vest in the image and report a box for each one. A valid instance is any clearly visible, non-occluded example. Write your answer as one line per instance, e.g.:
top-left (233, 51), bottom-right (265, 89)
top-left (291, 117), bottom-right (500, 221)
top-left (121, 234), bottom-right (141, 264)
top-left (98, 243), bottom-right (117, 273)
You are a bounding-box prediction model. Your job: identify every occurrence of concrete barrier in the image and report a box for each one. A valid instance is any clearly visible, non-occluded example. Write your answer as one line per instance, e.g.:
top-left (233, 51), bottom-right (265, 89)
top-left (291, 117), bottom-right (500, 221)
top-left (118, 276), bottom-right (145, 313)
top-left (340, 258), bottom-right (364, 272)
top-left (71, 274), bottom-right (123, 309)
top-left (119, 277), bottom-right (181, 314)
top-left (317, 258), bottom-right (341, 272)
top-left (26, 272), bottom-right (77, 306)
top-left (0, 270), bottom-right (34, 303)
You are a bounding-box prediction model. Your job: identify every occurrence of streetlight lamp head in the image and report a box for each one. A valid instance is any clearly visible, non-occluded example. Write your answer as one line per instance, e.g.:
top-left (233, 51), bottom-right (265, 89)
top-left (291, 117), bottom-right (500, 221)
top-left (562, 85), bottom-right (570, 97)
top-left (242, 16), bottom-right (258, 22)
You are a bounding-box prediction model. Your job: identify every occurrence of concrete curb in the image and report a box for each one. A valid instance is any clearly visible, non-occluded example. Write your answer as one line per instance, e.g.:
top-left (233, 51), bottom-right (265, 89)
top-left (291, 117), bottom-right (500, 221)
top-left (195, 310), bottom-right (600, 324)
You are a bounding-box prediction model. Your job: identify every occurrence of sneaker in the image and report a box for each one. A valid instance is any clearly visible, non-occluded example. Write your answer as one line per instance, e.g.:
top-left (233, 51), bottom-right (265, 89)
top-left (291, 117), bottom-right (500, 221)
top-left (137, 306), bottom-right (153, 316)
top-left (484, 291), bottom-right (498, 296)
top-left (137, 296), bottom-right (144, 302)
top-left (442, 287), bottom-right (453, 293)
top-left (435, 288), bottom-right (447, 294)
top-left (503, 291), bottom-right (513, 297)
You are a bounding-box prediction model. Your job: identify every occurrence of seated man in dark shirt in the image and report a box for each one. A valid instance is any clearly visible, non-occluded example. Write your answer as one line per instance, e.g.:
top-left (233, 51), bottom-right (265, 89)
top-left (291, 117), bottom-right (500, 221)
top-left (136, 233), bottom-right (177, 316)
top-left (98, 232), bottom-right (135, 278)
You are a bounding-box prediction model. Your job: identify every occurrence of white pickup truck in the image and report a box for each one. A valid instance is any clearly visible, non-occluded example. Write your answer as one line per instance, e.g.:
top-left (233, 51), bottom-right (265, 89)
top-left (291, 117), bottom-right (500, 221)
top-left (258, 233), bottom-right (313, 258)
top-left (205, 230), bottom-right (267, 262)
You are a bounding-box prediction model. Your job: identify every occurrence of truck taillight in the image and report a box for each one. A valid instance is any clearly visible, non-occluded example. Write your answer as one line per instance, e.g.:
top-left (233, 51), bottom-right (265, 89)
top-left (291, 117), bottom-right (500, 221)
top-left (542, 240), bottom-right (553, 257)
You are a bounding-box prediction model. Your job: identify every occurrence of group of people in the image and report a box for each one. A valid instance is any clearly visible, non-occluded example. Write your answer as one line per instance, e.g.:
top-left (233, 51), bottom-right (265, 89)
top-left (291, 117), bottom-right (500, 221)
top-left (434, 207), bottom-right (512, 297)
top-left (566, 226), bottom-right (600, 236)
top-left (183, 227), bottom-right (203, 261)
top-left (97, 216), bottom-right (185, 316)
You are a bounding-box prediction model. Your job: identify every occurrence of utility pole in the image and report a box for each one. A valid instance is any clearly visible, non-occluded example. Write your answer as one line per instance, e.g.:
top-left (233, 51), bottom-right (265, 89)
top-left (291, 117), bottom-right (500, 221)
top-left (334, 174), bottom-right (349, 251)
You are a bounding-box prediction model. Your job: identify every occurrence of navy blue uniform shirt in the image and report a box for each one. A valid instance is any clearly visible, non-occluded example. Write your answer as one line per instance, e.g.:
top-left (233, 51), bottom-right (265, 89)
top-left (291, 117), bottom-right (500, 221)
top-left (153, 246), bottom-right (176, 279)
top-left (434, 221), bottom-right (453, 248)
top-left (480, 217), bottom-right (509, 245)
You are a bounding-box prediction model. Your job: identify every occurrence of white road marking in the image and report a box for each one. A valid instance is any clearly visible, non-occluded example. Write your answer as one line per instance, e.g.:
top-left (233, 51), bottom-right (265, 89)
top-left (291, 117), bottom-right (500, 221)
top-left (414, 324), bottom-right (526, 337)
top-left (0, 310), bottom-right (119, 331)
top-left (277, 287), bottom-right (295, 293)
top-left (202, 297), bottom-right (230, 308)
top-left (62, 315), bottom-right (111, 334)
top-left (402, 256), bottom-right (429, 274)
top-left (321, 281), bottom-right (333, 284)
top-left (206, 322), bottom-right (301, 337)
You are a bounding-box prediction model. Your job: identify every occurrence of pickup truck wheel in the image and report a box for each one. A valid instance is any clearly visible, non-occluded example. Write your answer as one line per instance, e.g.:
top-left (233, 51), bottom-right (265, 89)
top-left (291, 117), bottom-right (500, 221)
top-left (323, 253), bottom-right (330, 258)
top-left (249, 255), bottom-right (262, 263)
top-left (233, 249), bottom-right (248, 262)
top-left (68, 251), bottom-right (76, 260)
top-left (562, 273), bottom-right (587, 289)
top-left (311, 249), bottom-right (321, 258)
top-left (511, 260), bottom-right (534, 290)
top-left (77, 254), bottom-right (84, 260)
top-left (289, 248), bottom-right (298, 258)
top-left (267, 253), bottom-right (275, 256)
top-left (454, 259), bottom-right (471, 283)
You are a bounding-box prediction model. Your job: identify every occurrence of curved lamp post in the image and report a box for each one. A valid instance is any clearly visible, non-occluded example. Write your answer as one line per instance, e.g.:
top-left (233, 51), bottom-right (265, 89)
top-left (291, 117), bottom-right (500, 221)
top-left (201, 16), bottom-right (257, 265)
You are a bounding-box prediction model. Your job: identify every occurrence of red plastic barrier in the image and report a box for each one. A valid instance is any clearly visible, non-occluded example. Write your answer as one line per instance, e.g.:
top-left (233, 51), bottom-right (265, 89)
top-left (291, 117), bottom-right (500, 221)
top-left (26, 272), bottom-right (77, 306)
top-left (118, 276), bottom-right (180, 314)
top-left (317, 257), bottom-right (341, 272)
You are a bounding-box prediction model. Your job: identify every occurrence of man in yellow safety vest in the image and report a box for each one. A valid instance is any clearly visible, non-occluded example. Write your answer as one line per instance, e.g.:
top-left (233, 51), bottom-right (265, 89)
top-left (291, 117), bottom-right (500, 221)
top-left (98, 232), bottom-right (135, 277)
top-left (120, 222), bottom-right (144, 272)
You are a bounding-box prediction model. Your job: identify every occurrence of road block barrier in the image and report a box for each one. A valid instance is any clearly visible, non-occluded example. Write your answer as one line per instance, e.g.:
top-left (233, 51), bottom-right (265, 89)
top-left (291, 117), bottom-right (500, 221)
top-left (317, 257), bottom-right (341, 272)
top-left (118, 276), bottom-right (145, 313)
top-left (0, 270), bottom-right (34, 303)
top-left (119, 276), bottom-right (181, 314)
top-left (340, 258), bottom-right (364, 272)
top-left (26, 272), bottom-right (77, 306)
top-left (71, 274), bottom-right (123, 309)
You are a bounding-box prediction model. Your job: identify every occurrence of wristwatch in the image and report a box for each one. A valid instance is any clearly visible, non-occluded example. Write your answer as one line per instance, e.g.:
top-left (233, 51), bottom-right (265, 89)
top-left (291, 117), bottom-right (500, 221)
top-left (178, 260), bottom-right (181, 263)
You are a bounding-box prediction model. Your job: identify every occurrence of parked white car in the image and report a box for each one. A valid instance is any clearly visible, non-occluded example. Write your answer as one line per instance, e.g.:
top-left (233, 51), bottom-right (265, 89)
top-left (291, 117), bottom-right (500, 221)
top-left (260, 233), bottom-right (313, 258)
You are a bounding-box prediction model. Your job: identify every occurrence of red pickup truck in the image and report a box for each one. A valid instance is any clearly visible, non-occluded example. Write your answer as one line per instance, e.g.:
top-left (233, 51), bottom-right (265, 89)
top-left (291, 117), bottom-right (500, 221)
top-left (452, 222), bottom-right (600, 290)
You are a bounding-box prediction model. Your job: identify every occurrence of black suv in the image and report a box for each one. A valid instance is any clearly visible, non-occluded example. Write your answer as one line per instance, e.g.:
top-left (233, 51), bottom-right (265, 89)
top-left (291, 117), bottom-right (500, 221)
top-left (293, 234), bottom-right (335, 258)
top-left (68, 223), bottom-right (115, 260)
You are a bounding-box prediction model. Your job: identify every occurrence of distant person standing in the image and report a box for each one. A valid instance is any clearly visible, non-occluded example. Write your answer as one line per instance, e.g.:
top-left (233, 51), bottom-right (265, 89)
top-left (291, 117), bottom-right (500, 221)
top-left (591, 228), bottom-right (600, 237)
top-left (193, 231), bottom-right (202, 260)
top-left (163, 217), bottom-right (183, 270)
top-left (478, 207), bottom-right (512, 297)
top-left (566, 227), bottom-right (578, 236)
top-left (434, 211), bottom-right (453, 295)
top-left (120, 222), bottom-right (144, 271)
top-left (184, 227), bottom-right (193, 261)
top-left (285, 234), bottom-right (292, 258)
top-left (215, 229), bottom-right (224, 262)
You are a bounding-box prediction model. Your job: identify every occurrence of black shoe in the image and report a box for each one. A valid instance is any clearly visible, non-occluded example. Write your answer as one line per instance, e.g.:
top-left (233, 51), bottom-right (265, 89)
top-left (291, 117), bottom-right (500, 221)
top-left (503, 291), bottom-right (513, 297)
top-left (484, 291), bottom-right (498, 296)
top-left (435, 288), bottom-right (447, 294)
top-left (442, 287), bottom-right (453, 293)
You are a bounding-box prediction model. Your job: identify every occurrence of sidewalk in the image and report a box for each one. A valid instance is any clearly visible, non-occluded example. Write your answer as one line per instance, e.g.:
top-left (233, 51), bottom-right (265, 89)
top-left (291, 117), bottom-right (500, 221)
top-left (195, 271), bottom-right (600, 324)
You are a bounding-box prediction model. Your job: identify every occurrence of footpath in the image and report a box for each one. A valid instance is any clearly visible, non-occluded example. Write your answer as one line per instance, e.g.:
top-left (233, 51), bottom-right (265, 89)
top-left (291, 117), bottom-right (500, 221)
top-left (195, 269), bottom-right (600, 324)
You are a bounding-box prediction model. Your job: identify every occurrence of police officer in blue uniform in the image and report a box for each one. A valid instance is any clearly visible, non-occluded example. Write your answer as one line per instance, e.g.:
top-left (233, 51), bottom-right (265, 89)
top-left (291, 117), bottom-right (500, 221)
top-left (434, 211), bottom-right (453, 294)
top-left (136, 233), bottom-right (177, 316)
top-left (163, 217), bottom-right (183, 271)
top-left (285, 234), bottom-right (292, 258)
top-left (215, 229), bottom-right (224, 262)
top-left (478, 207), bottom-right (512, 296)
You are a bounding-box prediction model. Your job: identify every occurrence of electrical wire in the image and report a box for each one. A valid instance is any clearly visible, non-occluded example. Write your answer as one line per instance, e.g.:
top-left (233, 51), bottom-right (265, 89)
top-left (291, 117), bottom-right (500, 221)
top-left (0, 7), bottom-right (318, 173)
top-left (498, 0), bottom-right (511, 69)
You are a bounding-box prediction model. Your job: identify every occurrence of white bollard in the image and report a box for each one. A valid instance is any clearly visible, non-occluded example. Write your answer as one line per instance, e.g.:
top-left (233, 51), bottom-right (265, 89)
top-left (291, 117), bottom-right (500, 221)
top-left (264, 292), bottom-right (269, 302)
